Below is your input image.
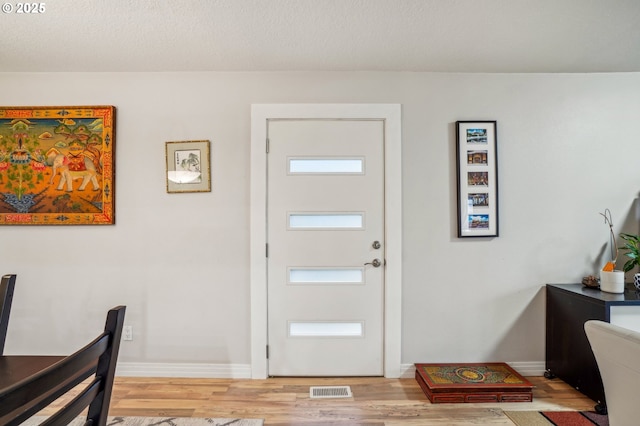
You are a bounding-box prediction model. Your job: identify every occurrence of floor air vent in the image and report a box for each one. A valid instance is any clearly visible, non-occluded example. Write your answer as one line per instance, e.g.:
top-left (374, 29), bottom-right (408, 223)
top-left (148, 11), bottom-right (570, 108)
top-left (309, 385), bottom-right (353, 399)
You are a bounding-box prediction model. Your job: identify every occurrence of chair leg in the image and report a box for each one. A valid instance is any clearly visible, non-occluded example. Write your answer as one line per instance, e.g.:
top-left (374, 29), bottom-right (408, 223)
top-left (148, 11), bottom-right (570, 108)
top-left (595, 402), bottom-right (607, 415)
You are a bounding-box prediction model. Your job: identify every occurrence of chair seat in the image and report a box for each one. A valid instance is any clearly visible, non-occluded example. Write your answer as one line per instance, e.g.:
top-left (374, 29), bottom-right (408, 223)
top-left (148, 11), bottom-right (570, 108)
top-left (585, 320), bottom-right (640, 425)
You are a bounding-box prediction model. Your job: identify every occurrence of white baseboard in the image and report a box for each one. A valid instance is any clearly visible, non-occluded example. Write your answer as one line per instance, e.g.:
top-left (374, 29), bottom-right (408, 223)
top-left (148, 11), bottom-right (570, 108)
top-left (399, 361), bottom-right (546, 379)
top-left (508, 361), bottom-right (547, 377)
top-left (117, 361), bottom-right (546, 379)
top-left (116, 362), bottom-right (252, 379)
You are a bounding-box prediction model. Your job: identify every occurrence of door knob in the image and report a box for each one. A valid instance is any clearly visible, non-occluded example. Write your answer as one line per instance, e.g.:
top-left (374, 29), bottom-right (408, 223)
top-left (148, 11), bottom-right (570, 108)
top-left (364, 259), bottom-right (381, 267)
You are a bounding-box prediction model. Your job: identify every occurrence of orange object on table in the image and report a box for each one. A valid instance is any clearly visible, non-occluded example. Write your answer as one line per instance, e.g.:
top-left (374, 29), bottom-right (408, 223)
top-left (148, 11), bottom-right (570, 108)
top-left (602, 262), bottom-right (615, 272)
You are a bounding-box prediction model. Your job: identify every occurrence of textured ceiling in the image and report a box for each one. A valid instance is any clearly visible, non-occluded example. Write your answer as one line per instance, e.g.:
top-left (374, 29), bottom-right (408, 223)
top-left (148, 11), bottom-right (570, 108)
top-left (2, 0), bottom-right (640, 73)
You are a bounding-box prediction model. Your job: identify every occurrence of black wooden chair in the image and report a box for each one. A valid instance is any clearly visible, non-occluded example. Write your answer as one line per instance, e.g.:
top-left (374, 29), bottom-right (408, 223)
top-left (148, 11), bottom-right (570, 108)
top-left (0, 274), bottom-right (17, 355)
top-left (0, 305), bottom-right (126, 426)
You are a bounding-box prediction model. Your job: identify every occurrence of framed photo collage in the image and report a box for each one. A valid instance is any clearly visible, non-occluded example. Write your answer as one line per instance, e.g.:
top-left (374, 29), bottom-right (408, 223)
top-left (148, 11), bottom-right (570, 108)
top-left (455, 121), bottom-right (498, 237)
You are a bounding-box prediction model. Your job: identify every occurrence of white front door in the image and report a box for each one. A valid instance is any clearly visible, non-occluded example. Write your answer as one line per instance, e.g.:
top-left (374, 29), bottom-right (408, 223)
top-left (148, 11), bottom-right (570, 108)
top-left (267, 119), bottom-right (385, 376)
top-left (250, 103), bottom-right (402, 379)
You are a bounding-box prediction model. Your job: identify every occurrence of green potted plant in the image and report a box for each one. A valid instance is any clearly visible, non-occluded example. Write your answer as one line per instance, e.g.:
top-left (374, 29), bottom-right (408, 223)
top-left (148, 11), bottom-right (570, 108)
top-left (620, 233), bottom-right (640, 290)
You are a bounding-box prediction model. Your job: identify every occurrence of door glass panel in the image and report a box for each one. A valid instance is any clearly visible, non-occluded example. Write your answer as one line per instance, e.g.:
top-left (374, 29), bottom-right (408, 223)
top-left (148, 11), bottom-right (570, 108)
top-left (289, 268), bottom-right (363, 284)
top-left (288, 213), bottom-right (363, 229)
top-left (289, 322), bottom-right (364, 337)
top-left (289, 158), bottom-right (364, 174)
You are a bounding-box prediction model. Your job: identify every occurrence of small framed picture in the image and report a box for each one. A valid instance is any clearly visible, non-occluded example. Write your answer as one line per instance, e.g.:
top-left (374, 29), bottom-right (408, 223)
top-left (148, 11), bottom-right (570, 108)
top-left (165, 140), bottom-right (211, 193)
top-left (456, 121), bottom-right (498, 237)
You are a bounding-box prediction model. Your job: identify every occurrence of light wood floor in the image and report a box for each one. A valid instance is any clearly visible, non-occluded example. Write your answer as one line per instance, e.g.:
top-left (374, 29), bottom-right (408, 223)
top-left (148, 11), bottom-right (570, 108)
top-left (64, 375), bottom-right (599, 425)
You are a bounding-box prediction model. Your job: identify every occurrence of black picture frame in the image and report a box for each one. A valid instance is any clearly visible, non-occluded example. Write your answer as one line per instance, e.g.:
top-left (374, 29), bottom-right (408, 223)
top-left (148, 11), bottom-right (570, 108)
top-left (456, 121), bottom-right (498, 237)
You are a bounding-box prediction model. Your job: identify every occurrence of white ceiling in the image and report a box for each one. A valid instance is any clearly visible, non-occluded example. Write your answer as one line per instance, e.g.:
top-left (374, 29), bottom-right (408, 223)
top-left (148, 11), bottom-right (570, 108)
top-left (2, 0), bottom-right (640, 73)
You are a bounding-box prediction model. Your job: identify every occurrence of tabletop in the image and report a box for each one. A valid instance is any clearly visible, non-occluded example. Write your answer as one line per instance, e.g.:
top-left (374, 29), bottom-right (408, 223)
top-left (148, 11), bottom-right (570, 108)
top-left (0, 355), bottom-right (64, 391)
top-left (547, 283), bottom-right (640, 304)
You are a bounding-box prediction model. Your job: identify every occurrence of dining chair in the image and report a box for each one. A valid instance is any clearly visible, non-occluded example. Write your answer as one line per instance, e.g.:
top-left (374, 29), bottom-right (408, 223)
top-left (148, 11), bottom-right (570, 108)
top-left (0, 274), bottom-right (17, 355)
top-left (585, 320), bottom-right (640, 425)
top-left (0, 305), bottom-right (126, 426)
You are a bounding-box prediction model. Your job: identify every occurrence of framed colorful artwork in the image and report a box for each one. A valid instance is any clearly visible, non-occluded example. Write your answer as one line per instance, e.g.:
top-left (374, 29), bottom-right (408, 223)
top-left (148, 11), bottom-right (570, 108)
top-left (165, 140), bottom-right (211, 193)
top-left (455, 120), bottom-right (498, 237)
top-left (0, 106), bottom-right (115, 225)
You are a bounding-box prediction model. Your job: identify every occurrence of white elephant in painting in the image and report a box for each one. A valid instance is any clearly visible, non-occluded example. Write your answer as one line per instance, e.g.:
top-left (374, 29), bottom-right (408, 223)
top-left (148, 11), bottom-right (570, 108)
top-left (48, 153), bottom-right (100, 192)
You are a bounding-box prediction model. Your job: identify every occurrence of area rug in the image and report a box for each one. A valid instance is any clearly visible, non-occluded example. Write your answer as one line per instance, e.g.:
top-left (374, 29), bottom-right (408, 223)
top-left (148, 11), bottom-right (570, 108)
top-left (504, 411), bottom-right (608, 426)
top-left (21, 417), bottom-right (264, 426)
top-left (415, 362), bottom-right (533, 403)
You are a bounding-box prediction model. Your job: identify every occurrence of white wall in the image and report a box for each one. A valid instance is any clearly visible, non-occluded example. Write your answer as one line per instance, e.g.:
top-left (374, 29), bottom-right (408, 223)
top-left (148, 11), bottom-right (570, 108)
top-left (1, 72), bottom-right (639, 375)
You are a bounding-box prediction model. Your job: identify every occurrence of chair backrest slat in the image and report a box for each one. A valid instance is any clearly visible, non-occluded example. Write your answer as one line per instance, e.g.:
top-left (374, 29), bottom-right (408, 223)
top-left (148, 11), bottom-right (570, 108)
top-left (40, 378), bottom-right (102, 426)
top-left (0, 305), bottom-right (126, 426)
top-left (0, 274), bottom-right (17, 355)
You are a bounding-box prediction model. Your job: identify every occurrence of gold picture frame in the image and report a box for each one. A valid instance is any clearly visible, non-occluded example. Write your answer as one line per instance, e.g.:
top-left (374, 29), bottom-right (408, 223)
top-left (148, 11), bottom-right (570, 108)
top-left (165, 140), bottom-right (211, 193)
top-left (0, 105), bottom-right (115, 225)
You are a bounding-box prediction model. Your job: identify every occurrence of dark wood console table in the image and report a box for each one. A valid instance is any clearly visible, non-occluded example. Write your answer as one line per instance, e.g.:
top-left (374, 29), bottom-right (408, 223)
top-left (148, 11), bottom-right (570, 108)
top-left (545, 283), bottom-right (640, 410)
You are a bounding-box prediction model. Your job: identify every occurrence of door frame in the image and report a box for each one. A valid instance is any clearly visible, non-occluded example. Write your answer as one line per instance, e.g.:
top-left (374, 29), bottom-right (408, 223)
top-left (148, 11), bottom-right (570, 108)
top-left (250, 104), bottom-right (402, 379)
